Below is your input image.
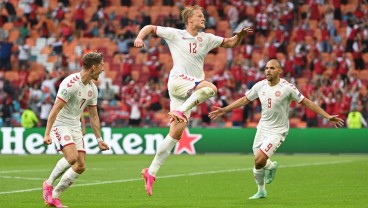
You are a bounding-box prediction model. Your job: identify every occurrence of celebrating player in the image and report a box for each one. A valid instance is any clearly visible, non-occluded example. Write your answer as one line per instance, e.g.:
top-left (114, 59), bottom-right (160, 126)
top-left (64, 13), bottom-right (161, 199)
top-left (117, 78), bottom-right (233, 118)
top-left (42, 52), bottom-right (110, 207)
top-left (134, 5), bottom-right (252, 196)
top-left (209, 59), bottom-right (344, 199)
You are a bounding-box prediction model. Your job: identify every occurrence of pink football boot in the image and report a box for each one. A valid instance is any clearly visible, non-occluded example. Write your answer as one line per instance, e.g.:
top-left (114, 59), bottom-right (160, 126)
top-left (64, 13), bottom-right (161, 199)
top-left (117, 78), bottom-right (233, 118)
top-left (141, 168), bottom-right (156, 196)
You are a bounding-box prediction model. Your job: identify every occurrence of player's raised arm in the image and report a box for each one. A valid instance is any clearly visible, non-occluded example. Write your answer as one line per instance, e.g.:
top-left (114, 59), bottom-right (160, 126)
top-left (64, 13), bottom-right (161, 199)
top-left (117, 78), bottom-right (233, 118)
top-left (134, 25), bottom-right (157, 48)
top-left (209, 96), bottom-right (251, 120)
top-left (221, 27), bottom-right (253, 48)
top-left (301, 98), bottom-right (344, 127)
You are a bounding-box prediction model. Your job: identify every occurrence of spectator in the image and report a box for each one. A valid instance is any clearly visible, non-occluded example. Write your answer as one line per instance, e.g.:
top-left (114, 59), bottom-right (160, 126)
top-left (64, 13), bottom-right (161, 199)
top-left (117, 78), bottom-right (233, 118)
top-left (18, 39), bottom-right (30, 69)
top-left (1, 94), bottom-right (13, 126)
top-left (127, 93), bottom-right (141, 126)
top-left (99, 82), bottom-right (116, 104)
top-left (21, 108), bottom-right (39, 128)
top-left (39, 89), bottom-right (53, 127)
top-left (347, 107), bottom-right (367, 129)
top-left (4, 0), bottom-right (17, 22)
top-left (0, 38), bottom-right (13, 71)
top-left (51, 3), bottom-right (66, 23)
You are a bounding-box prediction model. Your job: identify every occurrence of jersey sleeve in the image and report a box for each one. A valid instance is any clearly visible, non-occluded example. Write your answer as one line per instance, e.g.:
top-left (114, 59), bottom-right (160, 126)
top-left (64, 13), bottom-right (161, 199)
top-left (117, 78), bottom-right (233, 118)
top-left (56, 78), bottom-right (77, 103)
top-left (88, 84), bottom-right (98, 106)
top-left (245, 81), bottom-right (261, 101)
top-left (204, 33), bottom-right (224, 53)
top-left (156, 26), bottom-right (177, 41)
top-left (287, 84), bottom-right (305, 103)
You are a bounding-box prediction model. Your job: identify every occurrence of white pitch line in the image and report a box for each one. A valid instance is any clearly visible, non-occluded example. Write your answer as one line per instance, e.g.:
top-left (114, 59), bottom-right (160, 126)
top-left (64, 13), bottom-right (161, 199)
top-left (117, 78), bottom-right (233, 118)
top-left (0, 169), bottom-right (50, 174)
top-left (0, 160), bottom-right (355, 195)
top-left (0, 176), bottom-right (44, 181)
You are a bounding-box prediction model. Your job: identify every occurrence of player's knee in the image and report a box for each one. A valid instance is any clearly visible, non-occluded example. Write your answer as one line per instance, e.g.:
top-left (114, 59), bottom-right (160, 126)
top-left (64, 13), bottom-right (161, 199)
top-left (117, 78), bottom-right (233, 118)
top-left (74, 163), bottom-right (86, 173)
top-left (254, 157), bottom-right (267, 169)
top-left (201, 86), bottom-right (217, 97)
top-left (66, 157), bottom-right (78, 165)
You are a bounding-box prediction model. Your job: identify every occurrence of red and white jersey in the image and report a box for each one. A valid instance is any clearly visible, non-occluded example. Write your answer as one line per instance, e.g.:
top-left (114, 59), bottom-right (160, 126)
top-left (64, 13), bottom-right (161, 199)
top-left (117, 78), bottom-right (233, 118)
top-left (245, 78), bottom-right (305, 134)
top-left (54, 72), bottom-right (98, 127)
top-left (155, 26), bottom-right (223, 79)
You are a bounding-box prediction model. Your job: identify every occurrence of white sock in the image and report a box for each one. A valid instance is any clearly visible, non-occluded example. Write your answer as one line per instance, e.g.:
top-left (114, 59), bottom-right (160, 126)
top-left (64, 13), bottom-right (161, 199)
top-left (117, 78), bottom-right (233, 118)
top-left (178, 87), bottom-right (215, 112)
top-left (52, 167), bottom-right (80, 198)
top-left (253, 167), bottom-right (265, 192)
top-left (47, 157), bottom-right (71, 186)
top-left (148, 135), bottom-right (178, 177)
top-left (263, 159), bottom-right (274, 170)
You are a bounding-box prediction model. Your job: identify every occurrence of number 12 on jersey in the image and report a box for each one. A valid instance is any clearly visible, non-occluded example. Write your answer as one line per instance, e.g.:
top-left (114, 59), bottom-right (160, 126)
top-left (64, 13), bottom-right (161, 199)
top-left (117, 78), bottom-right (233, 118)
top-left (189, 43), bottom-right (197, 53)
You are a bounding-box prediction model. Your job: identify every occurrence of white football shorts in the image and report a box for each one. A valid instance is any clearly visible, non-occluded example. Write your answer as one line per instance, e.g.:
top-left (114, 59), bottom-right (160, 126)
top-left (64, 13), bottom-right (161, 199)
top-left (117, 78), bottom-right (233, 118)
top-left (252, 128), bottom-right (286, 158)
top-left (167, 73), bottom-right (203, 119)
top-left (50, 126), bottom-right (85, 152)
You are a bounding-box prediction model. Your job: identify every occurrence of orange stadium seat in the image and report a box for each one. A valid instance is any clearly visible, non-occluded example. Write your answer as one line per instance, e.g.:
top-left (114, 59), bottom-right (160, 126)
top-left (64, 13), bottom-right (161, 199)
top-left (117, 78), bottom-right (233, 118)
top-left (2, 22), bottom-right (14, 31)
top-left (170, 6), bottom-right (180, 18)
top-left (8, 29), bottom-right (19, 42)
top-left (4, 71), bottom-right (19, 82)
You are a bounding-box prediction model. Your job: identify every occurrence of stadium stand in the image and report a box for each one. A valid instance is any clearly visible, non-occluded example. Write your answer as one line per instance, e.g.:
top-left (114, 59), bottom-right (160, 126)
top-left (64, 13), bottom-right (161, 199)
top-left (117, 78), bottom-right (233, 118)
top-left (0, 0), bottom-right (367, 128)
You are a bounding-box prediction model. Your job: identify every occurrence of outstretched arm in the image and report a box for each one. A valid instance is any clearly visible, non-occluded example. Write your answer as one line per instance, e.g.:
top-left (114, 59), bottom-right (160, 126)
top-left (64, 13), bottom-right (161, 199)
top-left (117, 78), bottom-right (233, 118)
top-left (134, 25), bottom-right (156, 48)
top-left (221, 27), bottom-right (253, 48)
top-left (301, 98), bottom-right (344, 127)
top-left (209, 96), bottom-right (251, 120)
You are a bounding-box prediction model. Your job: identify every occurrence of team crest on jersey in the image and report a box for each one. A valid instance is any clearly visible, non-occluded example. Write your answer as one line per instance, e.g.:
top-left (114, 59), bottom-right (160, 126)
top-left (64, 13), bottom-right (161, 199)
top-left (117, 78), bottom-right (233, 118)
top-left (64, 135), bottom-right (71, 141)
top-left (197, 37), bottom-right (203, 42)
top-left (61, 89), bottom-right (68, 96)
top-left (275, 91), bottom-right (281, 97)
top-left (88, 90), bottom-right (93, 97)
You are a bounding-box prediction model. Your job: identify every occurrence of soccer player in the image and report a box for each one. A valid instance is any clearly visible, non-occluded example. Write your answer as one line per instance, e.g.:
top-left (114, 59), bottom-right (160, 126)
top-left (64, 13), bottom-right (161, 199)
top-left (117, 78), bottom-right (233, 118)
top-left (42, 52), bottom-right (110, 207)
top-left (134, 5), bottom-right (253, 196)
top-left (209, 59), bottom-right (344, 199)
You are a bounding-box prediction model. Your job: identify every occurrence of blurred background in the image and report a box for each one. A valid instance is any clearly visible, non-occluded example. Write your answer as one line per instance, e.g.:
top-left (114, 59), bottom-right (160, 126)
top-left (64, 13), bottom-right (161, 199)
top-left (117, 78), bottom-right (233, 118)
top-left (0, 0), bottom-right (367, 129)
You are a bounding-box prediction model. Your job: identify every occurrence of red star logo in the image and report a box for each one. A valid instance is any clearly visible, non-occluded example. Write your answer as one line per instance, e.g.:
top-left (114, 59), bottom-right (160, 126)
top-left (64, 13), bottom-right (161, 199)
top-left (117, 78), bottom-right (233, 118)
top-left (174, 128), bottom-right (202, 155)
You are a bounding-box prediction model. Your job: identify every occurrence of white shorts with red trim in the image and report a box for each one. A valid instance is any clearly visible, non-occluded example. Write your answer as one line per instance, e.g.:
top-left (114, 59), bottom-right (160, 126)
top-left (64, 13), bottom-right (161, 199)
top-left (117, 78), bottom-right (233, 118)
top-left (252, 129), bottom-right (286, 158)
top-left (50, 126), bottom-right (85, 152)
top-left (167, 74), bottom-right (203, 119)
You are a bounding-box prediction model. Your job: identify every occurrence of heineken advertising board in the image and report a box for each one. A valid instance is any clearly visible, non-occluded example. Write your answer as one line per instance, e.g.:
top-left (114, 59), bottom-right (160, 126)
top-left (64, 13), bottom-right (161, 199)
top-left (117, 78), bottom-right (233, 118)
top-left (0, 127), bottom-right (367, 154)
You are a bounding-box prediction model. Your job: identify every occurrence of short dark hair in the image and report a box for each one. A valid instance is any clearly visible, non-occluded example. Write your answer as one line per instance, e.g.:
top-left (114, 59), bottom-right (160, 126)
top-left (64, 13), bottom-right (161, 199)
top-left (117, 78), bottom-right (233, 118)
top-left (82, 52), bottom-right (104, 69)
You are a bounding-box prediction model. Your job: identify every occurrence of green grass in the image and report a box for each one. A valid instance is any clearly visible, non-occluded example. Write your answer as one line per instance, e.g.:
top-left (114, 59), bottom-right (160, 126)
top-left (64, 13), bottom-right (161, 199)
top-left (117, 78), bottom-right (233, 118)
top-left (0, 154), bottom-right (367, 208)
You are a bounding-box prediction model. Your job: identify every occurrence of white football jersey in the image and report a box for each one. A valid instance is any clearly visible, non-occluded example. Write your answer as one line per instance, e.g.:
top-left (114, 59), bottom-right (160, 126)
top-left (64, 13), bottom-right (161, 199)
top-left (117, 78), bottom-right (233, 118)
top-left (53, 72), bottom-right (98, 127)
top-left (156, 26), bottom-right (224, 80)
top-left (246, 78), bottom-right (305, 134)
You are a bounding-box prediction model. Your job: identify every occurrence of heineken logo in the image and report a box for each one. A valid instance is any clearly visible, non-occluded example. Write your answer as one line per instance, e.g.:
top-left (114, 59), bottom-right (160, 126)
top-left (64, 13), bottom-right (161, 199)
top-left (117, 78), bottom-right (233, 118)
top-left (0, 127), bottom-right (202, 155)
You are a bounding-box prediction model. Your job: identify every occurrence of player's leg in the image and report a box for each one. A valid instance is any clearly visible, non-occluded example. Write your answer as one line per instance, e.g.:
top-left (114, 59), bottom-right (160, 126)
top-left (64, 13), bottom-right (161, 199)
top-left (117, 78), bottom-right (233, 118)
top-left (261, 133), bottom-right (284, 184)
top-left (249, 133), bottom-right (285, 199)
top-left (249, 130), bottom-right (267, 199)
top-left (249, 149), bottom-right (268, 199)
top-left (148, 121), bottom-right (186, 176)
top-left (167, 75), bottom-right (216, 122)
top-left (50, 130), bottom-right (85, 206)
top-left (177, 80), bottom-right (217, 113)
top-left (43, 127), bottom-right (73, 205)
top-left (43, 157), bottom-right (70, 205)
top-left (45, 157), bottom-right (71, 186)
top-left (142, 121), bottom-right (187, 196)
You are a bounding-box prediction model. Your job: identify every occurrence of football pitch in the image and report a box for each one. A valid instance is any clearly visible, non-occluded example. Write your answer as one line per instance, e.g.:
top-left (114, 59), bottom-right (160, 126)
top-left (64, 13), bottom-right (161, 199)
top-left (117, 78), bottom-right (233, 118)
top-left (0, 154), bottom-right (367, 208)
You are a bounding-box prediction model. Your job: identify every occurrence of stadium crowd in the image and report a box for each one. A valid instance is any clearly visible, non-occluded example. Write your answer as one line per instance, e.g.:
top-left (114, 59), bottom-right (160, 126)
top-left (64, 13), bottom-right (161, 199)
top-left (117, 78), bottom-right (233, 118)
top-left (0, 0), bottom-right (367, 128)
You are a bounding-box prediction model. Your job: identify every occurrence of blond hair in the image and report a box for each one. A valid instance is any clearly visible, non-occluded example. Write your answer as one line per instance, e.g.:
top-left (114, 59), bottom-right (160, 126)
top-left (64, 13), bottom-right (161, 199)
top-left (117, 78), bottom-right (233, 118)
top-left (181, 5), bottom-right (203, 25)
top-left (82, 52), bottom-right (104, 69)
